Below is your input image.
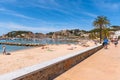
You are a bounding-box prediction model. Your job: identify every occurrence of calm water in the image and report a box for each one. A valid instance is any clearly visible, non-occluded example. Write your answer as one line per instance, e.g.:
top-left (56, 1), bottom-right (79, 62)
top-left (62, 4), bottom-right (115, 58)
top-left (0, 38), bottom-right (77, 53)
top-left (0, 45), bottom-right (30, 53)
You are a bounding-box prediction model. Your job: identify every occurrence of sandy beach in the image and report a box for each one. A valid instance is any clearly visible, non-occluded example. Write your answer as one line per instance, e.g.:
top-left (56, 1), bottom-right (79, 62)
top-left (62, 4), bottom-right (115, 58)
top-left (0, 40), bottom-right (96, 75)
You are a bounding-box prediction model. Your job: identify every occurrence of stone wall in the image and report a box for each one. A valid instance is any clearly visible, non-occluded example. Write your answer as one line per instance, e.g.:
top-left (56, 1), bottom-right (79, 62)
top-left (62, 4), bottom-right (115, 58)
top-left (0, 45), bottom-right (103, 80)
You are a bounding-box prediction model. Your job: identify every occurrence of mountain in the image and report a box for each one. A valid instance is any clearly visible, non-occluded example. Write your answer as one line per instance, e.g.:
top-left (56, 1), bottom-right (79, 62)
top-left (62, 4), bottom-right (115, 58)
top-left (46, 29), bottom-right (88, 39)
top-left (3, 27), bottom-right (120, 39)
top-left (110, 26), bottom-right (120, 31)
top-left (4, 31), bottom-right (46, 38)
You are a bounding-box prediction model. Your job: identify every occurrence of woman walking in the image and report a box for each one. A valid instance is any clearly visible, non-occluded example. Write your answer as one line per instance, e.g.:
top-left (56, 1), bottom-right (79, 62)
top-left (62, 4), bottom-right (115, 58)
top-left (114, 38), bottom-right (119, 47)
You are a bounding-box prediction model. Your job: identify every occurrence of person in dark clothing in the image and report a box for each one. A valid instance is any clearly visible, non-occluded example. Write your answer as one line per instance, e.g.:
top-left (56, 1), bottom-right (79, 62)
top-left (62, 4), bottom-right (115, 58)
top-left (114, 38), bottom-right (119, 47)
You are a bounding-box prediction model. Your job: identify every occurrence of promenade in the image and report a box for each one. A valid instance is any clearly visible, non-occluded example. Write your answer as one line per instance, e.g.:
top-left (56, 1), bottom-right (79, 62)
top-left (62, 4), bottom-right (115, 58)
top-left (55, 42), bottom-right (120, 80)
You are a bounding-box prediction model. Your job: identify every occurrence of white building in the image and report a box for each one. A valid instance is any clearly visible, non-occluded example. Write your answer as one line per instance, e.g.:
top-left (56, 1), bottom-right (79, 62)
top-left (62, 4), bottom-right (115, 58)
top-left (113, 30), bottom-right (120, 38)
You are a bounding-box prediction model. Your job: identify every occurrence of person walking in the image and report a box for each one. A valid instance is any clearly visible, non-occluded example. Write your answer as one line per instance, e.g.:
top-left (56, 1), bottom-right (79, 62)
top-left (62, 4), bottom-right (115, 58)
top-left (103, 37), bottom-right (109, 49)
top-left (114, 38), bottom-right (119, 47)
top-left (2, 46), bottom-right (6, 55)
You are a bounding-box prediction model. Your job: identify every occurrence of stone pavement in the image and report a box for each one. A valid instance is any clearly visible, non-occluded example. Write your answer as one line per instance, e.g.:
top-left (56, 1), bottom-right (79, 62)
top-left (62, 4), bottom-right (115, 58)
top-left (55, 42), bottom-right (120, 80)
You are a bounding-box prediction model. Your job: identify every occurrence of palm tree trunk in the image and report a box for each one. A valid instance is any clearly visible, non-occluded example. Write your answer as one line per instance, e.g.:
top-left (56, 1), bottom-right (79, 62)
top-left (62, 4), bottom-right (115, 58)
top-left (100, 26), bottom-right (102, 43)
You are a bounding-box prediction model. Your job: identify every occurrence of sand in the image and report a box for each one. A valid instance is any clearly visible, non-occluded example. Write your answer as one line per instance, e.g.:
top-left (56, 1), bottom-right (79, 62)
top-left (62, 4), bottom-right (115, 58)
top-left (0, 40), bottom-right (96, 75)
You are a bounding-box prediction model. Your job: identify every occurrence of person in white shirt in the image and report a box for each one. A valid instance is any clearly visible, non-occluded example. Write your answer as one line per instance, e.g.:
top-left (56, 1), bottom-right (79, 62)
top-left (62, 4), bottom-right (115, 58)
top-left (2, 46), bottom-right (6, 55)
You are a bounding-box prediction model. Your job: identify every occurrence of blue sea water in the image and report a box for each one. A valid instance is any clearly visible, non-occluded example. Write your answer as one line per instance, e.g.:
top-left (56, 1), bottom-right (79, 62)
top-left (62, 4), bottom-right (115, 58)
top-left (0, 38), bottom-right (77, 54)
top-left (0, 45), bottom-right (30, 54)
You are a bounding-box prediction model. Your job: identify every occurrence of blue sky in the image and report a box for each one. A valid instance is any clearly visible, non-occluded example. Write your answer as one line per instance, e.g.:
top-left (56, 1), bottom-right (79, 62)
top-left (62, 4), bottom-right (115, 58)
top-left (0, 0), bottom-right (120, 35)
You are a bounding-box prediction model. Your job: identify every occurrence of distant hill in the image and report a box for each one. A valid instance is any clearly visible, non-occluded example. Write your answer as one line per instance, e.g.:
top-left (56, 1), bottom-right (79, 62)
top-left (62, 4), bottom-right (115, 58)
top-left (110, 26), bottom-right (120, 30)
top-left (4, 31), bottom-right (46, 38)
top-left (3, 29), bottom-right (88, 39)
top-left (5, 31), bottom-right (33, 38)
top-left (46, 29), bottom-right (88, 39)
top-left (3, 27), bottom-right (120, 39)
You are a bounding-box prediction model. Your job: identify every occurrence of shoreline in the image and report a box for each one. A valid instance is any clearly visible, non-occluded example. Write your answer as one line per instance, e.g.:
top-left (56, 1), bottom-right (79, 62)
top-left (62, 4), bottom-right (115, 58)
top-left (0, 46), bottom-right (35, 54)
top-left (0, 41), bottom-right (96, 75)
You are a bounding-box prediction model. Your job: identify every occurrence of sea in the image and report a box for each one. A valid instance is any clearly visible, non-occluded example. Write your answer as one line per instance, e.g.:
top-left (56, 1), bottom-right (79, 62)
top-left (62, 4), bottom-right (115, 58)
top-left (0, 38), bottom-right (77, 53)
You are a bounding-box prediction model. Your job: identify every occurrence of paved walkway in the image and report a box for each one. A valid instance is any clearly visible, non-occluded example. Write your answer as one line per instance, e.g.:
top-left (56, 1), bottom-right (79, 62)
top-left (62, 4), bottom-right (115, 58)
top-left (55, 42), bottom-right (120, 80)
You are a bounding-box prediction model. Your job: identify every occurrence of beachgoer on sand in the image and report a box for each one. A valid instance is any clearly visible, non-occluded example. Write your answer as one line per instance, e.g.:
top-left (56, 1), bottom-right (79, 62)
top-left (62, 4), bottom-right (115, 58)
top-left (103, 37), bottom-right (109, 49)
top-left (2, 46), bottom-right (6, 55)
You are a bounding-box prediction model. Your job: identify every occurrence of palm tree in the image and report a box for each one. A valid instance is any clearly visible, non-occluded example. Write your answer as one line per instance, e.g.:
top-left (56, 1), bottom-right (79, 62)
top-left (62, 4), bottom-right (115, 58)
top-left (93, 16), bottom-right (110, 43)
top-left (102, 28), bottom-right (110, 38)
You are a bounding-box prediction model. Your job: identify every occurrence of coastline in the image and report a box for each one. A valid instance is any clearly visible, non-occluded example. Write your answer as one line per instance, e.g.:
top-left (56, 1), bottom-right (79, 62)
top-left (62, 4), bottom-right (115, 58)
top-left (0, 45), bottom-right (33, 54)
top-left (0, 41), bottom-right (96, 75)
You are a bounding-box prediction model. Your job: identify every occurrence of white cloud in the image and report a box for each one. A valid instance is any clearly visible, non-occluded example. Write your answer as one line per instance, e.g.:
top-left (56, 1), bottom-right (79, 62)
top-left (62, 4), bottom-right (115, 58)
top-left (0, 22), bottom-right (63, 33)
top-left (0, 8), bottom-right (37, 20)
top-left (107, 3), bottom-right (120, 10)
top-left (0, 7), bottom-right (48, 23)
top-left (0, 0), bottom-right (97, 18)
top-left (101, 2), bottom-right (120, 10)
top-left (31, 0), bottom-right (97, 19)
top-left (92, 0), bottom-right (120, 11)
top-left (82, 12), bottom-right (97, 18)
top-left (0, 22), bottom-right (86, 34)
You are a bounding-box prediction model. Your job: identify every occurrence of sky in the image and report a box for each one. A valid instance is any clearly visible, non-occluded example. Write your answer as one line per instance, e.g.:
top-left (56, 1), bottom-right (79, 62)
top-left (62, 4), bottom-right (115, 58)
top-left (0, 0), bottom-right (120, 35)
